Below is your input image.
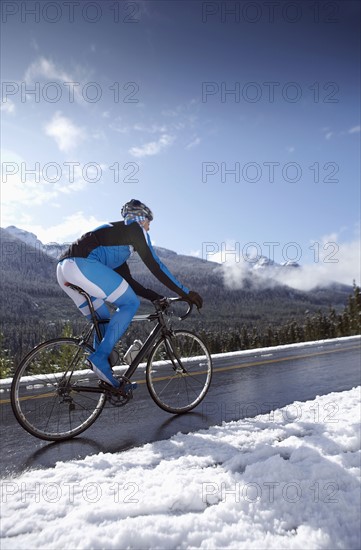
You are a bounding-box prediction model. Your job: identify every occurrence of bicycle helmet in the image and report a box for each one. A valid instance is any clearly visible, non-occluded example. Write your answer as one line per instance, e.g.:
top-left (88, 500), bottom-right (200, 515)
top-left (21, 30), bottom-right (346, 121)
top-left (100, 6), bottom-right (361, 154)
top-left (121, 199), bottom-right (154, 221)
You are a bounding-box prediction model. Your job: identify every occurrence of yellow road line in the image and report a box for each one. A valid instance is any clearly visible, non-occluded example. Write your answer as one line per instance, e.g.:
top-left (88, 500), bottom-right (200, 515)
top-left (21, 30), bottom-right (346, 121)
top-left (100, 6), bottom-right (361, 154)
top-left (213, 343), bottom-right (361, 374)
top-left (1, 344), bottom-right (360, 405)
top-left (146, 344), bottom-right (361, 381)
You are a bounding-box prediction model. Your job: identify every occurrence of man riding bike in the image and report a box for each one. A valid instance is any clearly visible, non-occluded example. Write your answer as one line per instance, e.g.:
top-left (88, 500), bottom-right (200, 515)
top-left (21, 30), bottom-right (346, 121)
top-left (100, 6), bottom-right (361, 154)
top-left (56, 199), bottom-right (203, 388)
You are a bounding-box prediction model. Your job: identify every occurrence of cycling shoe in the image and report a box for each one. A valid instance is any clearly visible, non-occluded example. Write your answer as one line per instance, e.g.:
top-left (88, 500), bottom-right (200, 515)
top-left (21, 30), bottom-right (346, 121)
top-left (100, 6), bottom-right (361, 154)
top-left (88, 353), bottom-right (120, 388)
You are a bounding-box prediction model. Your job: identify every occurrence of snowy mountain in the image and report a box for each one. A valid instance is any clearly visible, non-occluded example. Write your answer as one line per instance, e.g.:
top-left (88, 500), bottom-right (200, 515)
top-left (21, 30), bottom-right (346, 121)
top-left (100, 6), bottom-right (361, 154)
top-left (251, 255), bottom-right (300, 272)
top-left (281, 260), bottom-right (301, 268)
top-left (252, 255), bottom-right (276, 270)
top-left (4, 226), bottom-right (300, 272)
top-left (5, 225), bottom-right (68, 259)
top-left (5, 225), bottom-right (44, 250)
top-left (0, 225), bottom-right (354, 365)
top-left (4, 226), bottom-right (180, 261)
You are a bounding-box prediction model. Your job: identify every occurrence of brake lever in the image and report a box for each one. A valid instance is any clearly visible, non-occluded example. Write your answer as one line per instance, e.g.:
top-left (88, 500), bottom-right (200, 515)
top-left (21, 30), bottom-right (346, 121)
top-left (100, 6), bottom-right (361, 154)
top-left (153, 298), bottom-right (169, 311)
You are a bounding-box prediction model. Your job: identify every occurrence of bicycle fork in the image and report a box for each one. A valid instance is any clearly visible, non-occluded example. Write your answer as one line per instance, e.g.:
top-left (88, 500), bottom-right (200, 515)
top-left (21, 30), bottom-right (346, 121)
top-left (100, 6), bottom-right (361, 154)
top-left (163, 333), bottom-right (188, 374)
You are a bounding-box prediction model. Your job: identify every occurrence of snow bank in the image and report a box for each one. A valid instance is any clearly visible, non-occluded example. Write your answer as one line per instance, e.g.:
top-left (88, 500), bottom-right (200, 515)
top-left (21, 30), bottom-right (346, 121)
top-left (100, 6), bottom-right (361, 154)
top-left (1, 387), bottom-right (360, 549)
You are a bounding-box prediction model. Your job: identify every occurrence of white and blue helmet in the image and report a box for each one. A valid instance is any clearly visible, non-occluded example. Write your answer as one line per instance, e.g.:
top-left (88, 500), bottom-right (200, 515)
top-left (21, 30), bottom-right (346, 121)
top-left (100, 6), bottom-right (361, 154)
top-left (121, 199), bottom-right (153, 221)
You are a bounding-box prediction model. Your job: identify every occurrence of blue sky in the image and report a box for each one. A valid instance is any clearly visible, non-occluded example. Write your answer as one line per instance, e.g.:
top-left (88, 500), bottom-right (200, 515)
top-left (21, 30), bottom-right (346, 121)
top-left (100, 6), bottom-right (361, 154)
top-left (1, 0), bottom-right (360, 283)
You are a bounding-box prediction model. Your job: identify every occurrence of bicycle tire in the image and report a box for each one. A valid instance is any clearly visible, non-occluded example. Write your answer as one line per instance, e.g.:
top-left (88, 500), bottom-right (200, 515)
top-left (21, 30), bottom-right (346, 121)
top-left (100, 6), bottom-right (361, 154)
top-left (10, 337), bottom-right (106, 441)
top-left (146, 330), bottom-right (212, 414)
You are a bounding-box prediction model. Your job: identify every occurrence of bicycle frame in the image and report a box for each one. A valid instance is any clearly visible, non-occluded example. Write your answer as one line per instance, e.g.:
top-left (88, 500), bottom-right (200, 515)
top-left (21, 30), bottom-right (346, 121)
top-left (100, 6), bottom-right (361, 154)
top-left (11, 287), bottom-right (211, 441)
top-left (121, 316), bottom-right (163, 379)
top-left (66, 283), bottom-right (177, 394)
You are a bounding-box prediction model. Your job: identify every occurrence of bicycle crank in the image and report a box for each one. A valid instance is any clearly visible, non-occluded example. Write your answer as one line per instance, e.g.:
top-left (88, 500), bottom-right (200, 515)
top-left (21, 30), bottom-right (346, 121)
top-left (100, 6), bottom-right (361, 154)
top-left (98, 379), bottom-right (137, 406)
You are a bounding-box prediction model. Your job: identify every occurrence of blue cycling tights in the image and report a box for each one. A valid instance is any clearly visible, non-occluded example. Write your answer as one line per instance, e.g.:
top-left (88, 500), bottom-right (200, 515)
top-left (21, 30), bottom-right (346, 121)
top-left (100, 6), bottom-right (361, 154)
top-left (57, 258), bottom-right (140, 359)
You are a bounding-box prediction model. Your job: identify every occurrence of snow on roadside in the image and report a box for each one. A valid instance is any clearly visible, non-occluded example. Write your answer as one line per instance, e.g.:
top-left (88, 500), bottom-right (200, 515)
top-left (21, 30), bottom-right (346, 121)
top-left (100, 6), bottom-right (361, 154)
top-left (1, 386), bottom-right (360, 550)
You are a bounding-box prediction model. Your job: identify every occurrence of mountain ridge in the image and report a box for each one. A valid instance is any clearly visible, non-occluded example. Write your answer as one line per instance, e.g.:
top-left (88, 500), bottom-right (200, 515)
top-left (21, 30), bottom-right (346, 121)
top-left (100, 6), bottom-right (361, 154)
top-left (0, 225), bottom-right (354, 361)
top-left (1, 225), bottom-right (350, 294)
top-left (4, 225), bottom-right (302, 273)
top-left (4, 225), bottom-right (200, 262)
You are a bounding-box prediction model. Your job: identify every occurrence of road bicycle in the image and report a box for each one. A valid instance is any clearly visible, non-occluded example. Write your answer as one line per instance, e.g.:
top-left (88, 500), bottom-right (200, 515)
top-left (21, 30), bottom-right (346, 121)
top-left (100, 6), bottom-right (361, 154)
top-left (10, 284), bottom-right (213, 442)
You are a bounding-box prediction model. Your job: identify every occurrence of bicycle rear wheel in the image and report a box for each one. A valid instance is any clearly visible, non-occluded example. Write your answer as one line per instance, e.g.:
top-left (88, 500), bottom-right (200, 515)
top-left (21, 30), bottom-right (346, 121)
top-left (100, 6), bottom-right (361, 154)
top-left (146, 330), bottom-right (212, 413)
top-left (11, 338), bottom-right (106, 441)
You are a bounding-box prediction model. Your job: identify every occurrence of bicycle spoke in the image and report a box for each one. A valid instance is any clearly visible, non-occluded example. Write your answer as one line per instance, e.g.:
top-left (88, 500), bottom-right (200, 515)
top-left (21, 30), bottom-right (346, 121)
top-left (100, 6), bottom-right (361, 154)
top-left (146, 331), bottom-right (212, 413)
top-left (11, 338), bottom-right (106, 441)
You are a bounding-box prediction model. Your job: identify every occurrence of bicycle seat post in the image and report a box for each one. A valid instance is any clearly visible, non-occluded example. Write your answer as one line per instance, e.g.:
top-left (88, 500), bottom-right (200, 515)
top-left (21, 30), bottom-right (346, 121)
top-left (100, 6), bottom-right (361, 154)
top-left (64, 283), bottom-right (102, 342)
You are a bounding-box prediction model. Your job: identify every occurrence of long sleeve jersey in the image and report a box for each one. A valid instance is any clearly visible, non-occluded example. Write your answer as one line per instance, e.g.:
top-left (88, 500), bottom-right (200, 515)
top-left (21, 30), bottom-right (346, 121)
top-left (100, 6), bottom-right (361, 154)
top-left (59, 221), bottom-right (190, 300)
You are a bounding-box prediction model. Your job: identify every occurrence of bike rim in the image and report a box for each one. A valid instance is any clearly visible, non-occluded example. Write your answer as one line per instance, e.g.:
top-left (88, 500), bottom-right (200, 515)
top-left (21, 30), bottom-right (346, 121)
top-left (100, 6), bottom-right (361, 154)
top-left (147, 331), bottom-right (212, 413)
top-left (11, 338), bottom-right (106, 441)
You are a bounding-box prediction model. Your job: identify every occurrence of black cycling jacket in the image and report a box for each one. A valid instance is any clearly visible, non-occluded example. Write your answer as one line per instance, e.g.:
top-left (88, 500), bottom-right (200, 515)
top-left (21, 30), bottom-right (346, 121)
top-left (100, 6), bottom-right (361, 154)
top-left (59, 221), bottom-right (190, 300)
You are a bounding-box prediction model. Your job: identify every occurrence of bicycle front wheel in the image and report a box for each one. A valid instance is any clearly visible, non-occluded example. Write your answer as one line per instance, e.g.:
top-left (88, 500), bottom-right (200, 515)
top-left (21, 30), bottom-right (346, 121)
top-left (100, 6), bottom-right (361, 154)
top-left (11, 338), bottom-right (106, 441)
top-left (146, 330), bottom-right (212, 413)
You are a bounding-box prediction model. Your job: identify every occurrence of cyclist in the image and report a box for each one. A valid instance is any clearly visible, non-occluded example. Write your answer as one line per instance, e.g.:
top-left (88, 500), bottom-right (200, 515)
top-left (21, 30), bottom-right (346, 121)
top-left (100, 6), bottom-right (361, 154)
top-left (56, 199), bottom-right (203, 388)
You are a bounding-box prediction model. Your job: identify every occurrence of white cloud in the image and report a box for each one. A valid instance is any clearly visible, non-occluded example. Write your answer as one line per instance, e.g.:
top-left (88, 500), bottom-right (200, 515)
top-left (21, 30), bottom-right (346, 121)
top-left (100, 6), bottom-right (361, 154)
top-left (22, 212), bottom-right (106, 244)
top-left (322, 125), bottom-right (360, 140)
top-left (1, 175), bottom-right (59, 231)
top-left (45, 112), bottom-right (86, 152)
top-left (0, 149), bottom-right (101, 229)
top-left (133, 123), bottom-right (168, 134)
top-left (274, 238), bottom-right (361, 290)
top-left (213, 235), bottom-right (360, 292)
top-left (1, 150), bottom-right (58, 210)
top-left (129, 134), bottom-right (175, 158)
top-left (109, 119), bottom-right (169, 135)
top-left (0, 100), bottom-right (15, 114)
top-left (57, 163), bottom-right (107, 194)
top-left (109, 100), bottom-right (199, 154)
top-left (161, 98), bottom-right (198, 118)
top-left (186, 137), bottom-right (201, 149)
top-left (109, 119), bottom-right (130, 134)
top-left (30, 38), bottom-right (39, 51)
top-left (23, 56), bottom-right (89, 103)
top-left (24, 56), bottom-right (72, 83)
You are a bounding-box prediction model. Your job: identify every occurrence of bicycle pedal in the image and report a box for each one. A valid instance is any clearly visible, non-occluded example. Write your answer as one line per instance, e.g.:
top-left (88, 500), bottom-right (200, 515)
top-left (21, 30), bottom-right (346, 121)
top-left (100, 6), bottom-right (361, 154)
top-left (98, 380), bottom-right (121, 394)
top-left (119, 382), bottom-right (137, 398)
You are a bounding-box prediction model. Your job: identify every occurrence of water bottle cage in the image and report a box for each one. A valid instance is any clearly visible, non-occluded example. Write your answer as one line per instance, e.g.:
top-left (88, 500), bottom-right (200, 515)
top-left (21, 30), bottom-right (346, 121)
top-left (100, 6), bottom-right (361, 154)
top-left (124, 340), bottom-right (143, 365)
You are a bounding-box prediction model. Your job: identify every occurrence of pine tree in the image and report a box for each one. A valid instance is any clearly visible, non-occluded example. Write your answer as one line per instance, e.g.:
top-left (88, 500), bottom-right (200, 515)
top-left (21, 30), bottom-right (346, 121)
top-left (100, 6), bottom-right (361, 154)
top-left (266, 325), bottom-right (275, 347)
top-left (346, 283), bottom-right (361, 334)
top-left (61, 322), bottom-right (74, 338)
top-left (250, 327), bottom-right (261, 348)
top-left (0, 332), bottom-right (14, 378)
top-left (240, 325), bottom-right (250, 350)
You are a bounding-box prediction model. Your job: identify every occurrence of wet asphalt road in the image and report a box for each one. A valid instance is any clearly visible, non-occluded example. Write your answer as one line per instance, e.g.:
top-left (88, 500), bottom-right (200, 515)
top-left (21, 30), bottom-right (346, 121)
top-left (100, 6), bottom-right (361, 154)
top-left (1, 337), bottom-right (360, 477)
